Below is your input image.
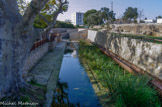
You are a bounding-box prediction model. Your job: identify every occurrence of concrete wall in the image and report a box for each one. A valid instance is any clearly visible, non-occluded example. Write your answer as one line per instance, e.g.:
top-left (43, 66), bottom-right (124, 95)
top-left (51, 28), bottom-right (77, 33)
top-left (51, 28), bottom-right (78, 39)
top-left (70, 30), bottom-right (88, 41)
top-left (88, 30), bottom-right (162, 80)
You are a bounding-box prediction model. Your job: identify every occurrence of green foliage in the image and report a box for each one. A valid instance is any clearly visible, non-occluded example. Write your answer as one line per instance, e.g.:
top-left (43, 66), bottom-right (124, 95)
top-left (18, 0), bottom-right (69, 28)
top-left (41, 0), bottom-right (56, 14)
top-left (83, 9), bottom-right (97, 25)
top-left (33, 13), bottom-right (53, 28)
top-left (84, 7), bottom-right (115, 26)
top-left (123, 7), bottom-right (138, 22)
top-left (17, 0), bottom-right (29, 15)
top-left (101, 7), bottom-right (115, 22)
top-left (55, 21), bottom-right (75, 28)
top-left (79, 40), bottom-right (161, 107)
top-left (156, 15), bottom-right (162, 19)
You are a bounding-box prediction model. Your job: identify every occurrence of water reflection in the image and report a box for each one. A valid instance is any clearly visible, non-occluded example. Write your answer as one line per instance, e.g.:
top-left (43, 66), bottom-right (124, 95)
top-left (52, 81), bottom-right (81, 107)
top-left (52, 42), bottom-right (101, 107)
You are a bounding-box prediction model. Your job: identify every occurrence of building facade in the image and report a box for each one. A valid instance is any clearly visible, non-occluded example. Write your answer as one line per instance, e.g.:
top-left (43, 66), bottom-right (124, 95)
top-left (71, 12), bottom-right (84, 26)
top-left (157, 18), bottom-right (162, 23)
top-left (144, 19), bottom-right (153, 23)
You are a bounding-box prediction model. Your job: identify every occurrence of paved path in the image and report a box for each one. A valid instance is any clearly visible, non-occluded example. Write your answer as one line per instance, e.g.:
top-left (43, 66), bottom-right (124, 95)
top-left (27, 42), bottom-right (66, 107)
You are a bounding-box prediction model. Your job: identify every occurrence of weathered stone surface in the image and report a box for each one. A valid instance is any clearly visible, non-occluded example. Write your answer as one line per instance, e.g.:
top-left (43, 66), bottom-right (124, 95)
top-left (51, 28), bottom-right (77, 34)
top-left (110, 23), bottom-right (162, 37)
top-left (88, 30), bottom-right (162, 80)
top-left (23, 43), bottom-right (49, 79)
top-left (92, 24), bottom-right (162, 37)
top-left (70, 30), bottom-right (88, 41)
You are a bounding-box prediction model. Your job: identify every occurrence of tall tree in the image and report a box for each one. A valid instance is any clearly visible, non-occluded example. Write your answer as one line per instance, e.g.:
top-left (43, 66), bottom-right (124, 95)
top-left (84, 7), bottom-right (115, 26)
top-left (123, 7), bottom-right (138, 22)
top-left (101, 7), bottom-right (115, 23)
top-left (0, 0), bottom-right (68, 98)
top-left (83, 9), bottom-right (97, 25)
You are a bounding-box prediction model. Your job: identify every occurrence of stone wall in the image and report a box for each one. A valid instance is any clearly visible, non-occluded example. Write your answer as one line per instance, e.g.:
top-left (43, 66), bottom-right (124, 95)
top-left (23, 39), bottom-right (58, 79)
top-left (51, 28), bottom-right (77, 33)
top-left (88, 30), bottom-right (162, 80)
top-left (92, 24), bottom-right (162, 37)
top-left (70, 30), bottom-right (88, 41)
top-left (110, 24), bottom-right (162, 37)
top-left (22, 43), bottom-right (49, 78)
top-left (50, 28), bottom-right (78, 39)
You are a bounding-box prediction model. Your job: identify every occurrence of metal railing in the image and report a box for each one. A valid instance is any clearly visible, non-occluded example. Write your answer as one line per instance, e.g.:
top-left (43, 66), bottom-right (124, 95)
top-left (30, 39), bottom-right (48, 51)
top-left (30, 32), bottom-right (61, 51)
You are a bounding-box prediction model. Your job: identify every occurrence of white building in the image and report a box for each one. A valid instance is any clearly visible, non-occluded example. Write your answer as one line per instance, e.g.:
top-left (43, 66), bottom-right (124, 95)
top-left (144, 19), bottom-right (153, 23)
top-left (71, 12), bottom-right (84, 26)
top-left (157, 18), bottom-right (162, 23)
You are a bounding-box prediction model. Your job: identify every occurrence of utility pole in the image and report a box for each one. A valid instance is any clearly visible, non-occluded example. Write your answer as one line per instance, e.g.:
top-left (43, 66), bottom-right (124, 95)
top-left (111, 1), bottom-right (113, 11)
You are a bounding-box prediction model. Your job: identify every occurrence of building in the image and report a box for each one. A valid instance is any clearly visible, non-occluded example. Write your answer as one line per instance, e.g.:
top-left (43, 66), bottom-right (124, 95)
top-left (157, 18), bottom-right (162, 23)
top-left (144, 19), bottom-right (153, 23)
top-left (71, 12), bottom-right (84, 26)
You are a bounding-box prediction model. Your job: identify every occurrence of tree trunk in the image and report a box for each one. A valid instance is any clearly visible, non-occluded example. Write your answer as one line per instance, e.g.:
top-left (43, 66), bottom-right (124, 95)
top-left (0, 0), bottom-right (67, 99)
top-left (0, 0), bottom-right (40, 98)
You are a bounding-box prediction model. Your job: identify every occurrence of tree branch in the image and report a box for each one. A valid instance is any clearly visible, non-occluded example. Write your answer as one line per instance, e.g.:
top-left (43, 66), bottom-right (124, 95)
top-left (39, 13), bottom-right (50, 25)
top-left (19, 0), bottom-right (50, 33)
top-left (40, 0), bottom-right (68, 34)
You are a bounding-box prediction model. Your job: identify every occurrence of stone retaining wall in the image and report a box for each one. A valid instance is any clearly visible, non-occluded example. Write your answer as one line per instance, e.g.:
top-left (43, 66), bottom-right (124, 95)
top-left (23, 39), bottom-right (57, 79)
top-left (93, 24), bottom-right (162, 37)
top-left (70, 30), bottom-right (88, 41)
top-left (22, 43), bottom-right (49, 78)
top-left (88, 30), bottom-right (162, 80)
top-left (110, 24), bottom-right (162, 37)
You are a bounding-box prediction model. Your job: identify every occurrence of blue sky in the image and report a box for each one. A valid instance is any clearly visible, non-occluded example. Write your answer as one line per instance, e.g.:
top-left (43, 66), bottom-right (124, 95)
top-left (58, 0), bottom-right (162, 21)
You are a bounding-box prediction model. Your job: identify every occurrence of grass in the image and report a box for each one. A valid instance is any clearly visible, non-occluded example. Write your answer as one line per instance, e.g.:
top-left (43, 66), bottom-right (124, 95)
top-left (111, 33), bottom-right (162, 44)
top-left (78, 40), bottom-right (161, 107)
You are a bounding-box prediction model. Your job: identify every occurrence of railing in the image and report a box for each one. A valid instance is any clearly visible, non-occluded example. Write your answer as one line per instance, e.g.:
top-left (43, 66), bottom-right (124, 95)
top-left (30, 32), bottom-right (61, 52)
top-left (30, 39), bottom-right (48, 51)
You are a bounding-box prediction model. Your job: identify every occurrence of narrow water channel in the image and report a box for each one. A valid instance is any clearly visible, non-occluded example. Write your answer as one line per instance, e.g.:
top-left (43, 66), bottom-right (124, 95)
top-left (52, 43), bottom-right (101, 107)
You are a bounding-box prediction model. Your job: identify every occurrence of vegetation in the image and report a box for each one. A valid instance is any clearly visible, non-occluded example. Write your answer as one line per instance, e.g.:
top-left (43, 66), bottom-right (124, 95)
top-left (79, 40), bottom-right (161, 107)
top-left (123, 7), bottom-right (138, 23)
top-left (34, 13), bottom-right (53, 28)
top-left (18, 0), bottom-right (69, 29)
top-left (83, 9), bottom-right (97, 25)
top-left (84, 8), bottom-right (115, 26)
top-left (111, 33), bottom-right (162, 44)
top-left (0, 0), bottom-right (68, 94)
top-left (54, 21), bottom-right (75, 28)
